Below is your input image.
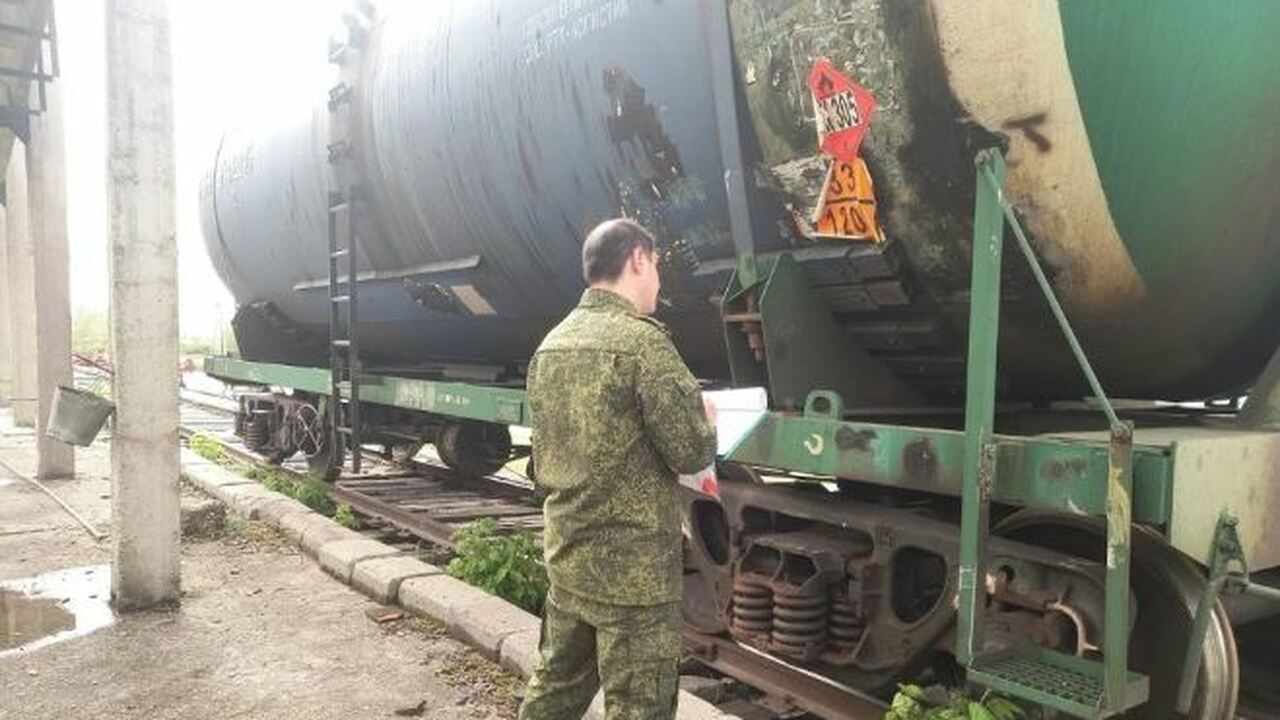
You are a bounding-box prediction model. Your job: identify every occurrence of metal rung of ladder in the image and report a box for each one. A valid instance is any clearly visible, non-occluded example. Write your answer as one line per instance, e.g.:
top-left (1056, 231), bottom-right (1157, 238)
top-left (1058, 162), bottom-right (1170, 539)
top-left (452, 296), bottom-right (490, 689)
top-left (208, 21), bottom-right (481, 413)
top-left (327, 184), bottom-right (362, 475)
top-left (968, 650), bottom-right (1148, 719)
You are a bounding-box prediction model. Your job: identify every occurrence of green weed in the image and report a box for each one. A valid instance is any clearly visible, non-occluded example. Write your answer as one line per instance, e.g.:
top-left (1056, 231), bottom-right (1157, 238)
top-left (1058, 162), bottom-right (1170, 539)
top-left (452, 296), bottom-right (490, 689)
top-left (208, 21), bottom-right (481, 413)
top-left (886, 685), bottom-right (1023, 720)
top-left (188, 432), bottom-right (228, 464)
top-left (253, 469), bottom-right (335, 515)
top-left (188, 432), bottom-right (362, 529)
top-left (333, 503), bottom-right (361, 530)
top-left (446, 518), bottom-right (547, 614)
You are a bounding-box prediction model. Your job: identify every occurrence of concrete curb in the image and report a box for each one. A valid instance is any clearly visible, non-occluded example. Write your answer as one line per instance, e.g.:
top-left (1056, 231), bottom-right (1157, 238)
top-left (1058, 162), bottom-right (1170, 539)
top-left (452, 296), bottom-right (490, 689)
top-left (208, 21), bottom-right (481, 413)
top-left (180, 450), bottom-right (739, 719)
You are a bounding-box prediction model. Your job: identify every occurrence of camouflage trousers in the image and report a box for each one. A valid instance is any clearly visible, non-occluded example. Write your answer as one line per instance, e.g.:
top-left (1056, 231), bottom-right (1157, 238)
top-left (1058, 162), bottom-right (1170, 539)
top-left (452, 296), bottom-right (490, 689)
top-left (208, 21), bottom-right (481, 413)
top-left (518, 585), bottom-right (681, 720)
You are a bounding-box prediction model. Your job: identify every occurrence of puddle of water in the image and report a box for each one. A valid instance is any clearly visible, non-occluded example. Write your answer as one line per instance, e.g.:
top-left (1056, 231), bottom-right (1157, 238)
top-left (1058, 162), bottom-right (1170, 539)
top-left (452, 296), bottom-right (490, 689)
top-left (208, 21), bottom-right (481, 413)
top-left (0, 565), bottom-right (114, 658)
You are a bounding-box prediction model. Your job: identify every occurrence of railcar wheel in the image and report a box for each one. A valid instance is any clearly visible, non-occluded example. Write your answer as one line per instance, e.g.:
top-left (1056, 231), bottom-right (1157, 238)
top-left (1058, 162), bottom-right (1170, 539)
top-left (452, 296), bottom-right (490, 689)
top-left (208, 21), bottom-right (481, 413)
top-left (298, 398), bottom-right (341, 480)
top-left (996, 511), bottom-right (1238, 719)
top-left (389, 441), bottom-right (425, 466)
top-left (290, 403), bottom-right (327, 459)
top-left (437, 421), bottom-right (511, 477)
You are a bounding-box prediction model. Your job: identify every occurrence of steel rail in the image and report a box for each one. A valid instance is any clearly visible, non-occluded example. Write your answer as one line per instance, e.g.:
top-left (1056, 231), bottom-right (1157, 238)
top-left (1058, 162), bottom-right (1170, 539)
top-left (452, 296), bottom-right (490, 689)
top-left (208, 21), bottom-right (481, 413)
top-left (327, 479), bottom-right (462, 550)
top-left (683, 630), bottom-right (886, 719)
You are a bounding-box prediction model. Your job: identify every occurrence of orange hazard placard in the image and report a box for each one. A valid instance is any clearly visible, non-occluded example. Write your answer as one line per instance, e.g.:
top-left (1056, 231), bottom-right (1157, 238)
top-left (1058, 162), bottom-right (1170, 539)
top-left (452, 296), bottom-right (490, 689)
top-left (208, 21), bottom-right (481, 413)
top-left (812, 158), bottom-right (883, 243)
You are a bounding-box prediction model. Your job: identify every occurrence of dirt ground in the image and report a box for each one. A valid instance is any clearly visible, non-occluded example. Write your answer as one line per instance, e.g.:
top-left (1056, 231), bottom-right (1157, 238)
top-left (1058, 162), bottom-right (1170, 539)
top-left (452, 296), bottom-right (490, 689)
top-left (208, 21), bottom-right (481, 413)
top-left (0, 414), bottom-right (523, 719)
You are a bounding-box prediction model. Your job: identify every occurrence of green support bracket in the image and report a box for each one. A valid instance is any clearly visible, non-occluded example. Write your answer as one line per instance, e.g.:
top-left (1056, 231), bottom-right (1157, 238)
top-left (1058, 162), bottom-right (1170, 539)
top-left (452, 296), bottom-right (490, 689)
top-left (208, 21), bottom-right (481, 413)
top-left (721, 256), bottom-right (770, 391)
top-left (956, 148), bottom-right (1006, 666)
top-left (1176, 511), bottom-right (1246, 712)
top-left (959, 150), bottom-right (1148, 717)
top-left (1102, 421), bottom-right (1135, 711)
top-left (721, 254), bottom-right (923, 412)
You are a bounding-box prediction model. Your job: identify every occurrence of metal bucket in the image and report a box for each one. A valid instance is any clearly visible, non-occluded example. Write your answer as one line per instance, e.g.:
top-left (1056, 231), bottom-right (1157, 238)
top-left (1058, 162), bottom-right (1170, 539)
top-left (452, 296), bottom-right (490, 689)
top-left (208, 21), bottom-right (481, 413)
top-left (45, 385), bottom-right (115, 446)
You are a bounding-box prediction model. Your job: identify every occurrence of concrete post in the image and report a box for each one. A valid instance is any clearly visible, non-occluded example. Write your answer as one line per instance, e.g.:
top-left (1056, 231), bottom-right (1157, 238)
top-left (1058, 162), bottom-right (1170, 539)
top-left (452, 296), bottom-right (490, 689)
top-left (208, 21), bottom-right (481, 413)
top-left (0, 203), bottom-right (10, 407)
top-left (106, 0), bottom-right (180, 609)
top-left (5, 145), bottom-right (37, 427)
top-left (29, 81), bottom-right (75, 479)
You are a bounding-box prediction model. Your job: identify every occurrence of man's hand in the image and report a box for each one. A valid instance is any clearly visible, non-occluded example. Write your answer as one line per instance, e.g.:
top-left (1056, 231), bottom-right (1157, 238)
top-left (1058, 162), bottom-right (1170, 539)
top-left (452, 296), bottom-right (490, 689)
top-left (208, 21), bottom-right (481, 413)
top-left (703, 397), bottom-right (718, 426)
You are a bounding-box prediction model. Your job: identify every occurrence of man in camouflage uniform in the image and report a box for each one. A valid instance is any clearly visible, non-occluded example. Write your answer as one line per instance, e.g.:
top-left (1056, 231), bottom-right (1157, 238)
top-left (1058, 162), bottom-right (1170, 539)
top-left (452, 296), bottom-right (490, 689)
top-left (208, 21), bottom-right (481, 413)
top-left (518, 219), bottom-right (718, 720)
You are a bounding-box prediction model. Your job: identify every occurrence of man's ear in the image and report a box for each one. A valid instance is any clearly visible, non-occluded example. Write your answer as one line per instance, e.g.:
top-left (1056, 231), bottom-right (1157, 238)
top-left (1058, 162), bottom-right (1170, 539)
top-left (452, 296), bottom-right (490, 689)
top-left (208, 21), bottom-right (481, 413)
top-left (628, 246), bottom-right (645, 275)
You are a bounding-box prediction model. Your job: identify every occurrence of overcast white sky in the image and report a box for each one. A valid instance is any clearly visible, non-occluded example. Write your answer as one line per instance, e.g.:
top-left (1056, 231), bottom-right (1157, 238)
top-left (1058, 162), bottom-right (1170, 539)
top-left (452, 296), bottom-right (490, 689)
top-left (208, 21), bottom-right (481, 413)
top-left (61, 0), bottom-right (344, 339)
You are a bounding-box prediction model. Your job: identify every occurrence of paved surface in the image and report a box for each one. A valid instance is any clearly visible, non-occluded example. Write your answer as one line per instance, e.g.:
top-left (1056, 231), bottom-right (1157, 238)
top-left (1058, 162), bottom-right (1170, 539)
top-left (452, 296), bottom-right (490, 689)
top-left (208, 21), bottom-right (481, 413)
top-left (0, 413), bottom-right (523, 719)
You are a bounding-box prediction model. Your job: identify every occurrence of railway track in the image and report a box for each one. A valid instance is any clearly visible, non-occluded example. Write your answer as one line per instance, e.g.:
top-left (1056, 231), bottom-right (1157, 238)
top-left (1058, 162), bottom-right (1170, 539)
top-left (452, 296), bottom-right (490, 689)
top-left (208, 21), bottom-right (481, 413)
top-left (177, 393), bottom-right (888, 719)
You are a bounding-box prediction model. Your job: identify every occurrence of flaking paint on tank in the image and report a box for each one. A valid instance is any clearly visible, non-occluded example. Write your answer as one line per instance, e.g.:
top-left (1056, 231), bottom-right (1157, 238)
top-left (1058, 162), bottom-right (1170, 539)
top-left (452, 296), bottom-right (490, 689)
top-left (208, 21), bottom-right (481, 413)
top-left (202, 0), bottom-right (741, 377)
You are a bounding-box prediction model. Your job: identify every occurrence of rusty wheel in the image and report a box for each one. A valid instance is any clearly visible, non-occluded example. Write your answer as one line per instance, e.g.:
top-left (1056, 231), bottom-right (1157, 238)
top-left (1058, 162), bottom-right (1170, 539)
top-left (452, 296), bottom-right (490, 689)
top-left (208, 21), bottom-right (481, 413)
top-left (436, 421), bottom-right (511, 477)
top-left (996, 511), bottom-right (1238, 719)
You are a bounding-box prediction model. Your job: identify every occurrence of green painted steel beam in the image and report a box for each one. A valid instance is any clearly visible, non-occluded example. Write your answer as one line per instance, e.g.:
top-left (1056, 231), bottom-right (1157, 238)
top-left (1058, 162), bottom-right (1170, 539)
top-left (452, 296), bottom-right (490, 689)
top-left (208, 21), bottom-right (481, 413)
top-left (203, 356), bottom-right (529, 426)
top-left (956, 149), bottom-right (1006, 666)
top-left (723, 412), bottom-right (1171, 524)
top-left (205, 355), bottom-right (1173, 523)
top-left (204, 357), bottom-right (332, 395)
top-left (357, 374), bottom-right (528, 426)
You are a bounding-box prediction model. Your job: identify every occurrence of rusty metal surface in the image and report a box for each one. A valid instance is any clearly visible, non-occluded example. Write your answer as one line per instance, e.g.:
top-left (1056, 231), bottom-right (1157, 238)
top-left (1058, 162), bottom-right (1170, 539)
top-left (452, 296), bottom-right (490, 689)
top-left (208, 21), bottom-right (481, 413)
top-left (330, 463), bottom-right (543, 550)
top-left (683, 629), bottom-right (885, 719)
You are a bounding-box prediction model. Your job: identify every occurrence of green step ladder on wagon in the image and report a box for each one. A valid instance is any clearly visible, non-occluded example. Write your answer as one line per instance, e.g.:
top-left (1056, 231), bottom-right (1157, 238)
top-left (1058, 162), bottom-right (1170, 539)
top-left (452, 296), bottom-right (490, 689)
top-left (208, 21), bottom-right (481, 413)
top-left (955, 149), bottom-right (1148, 717)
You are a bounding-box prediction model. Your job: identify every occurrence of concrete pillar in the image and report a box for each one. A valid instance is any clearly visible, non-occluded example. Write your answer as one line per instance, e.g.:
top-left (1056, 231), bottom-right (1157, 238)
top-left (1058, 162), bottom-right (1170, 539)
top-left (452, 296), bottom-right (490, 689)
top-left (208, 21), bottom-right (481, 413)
top-left (107, 0), bottom-right (180, 609)
top-left (29, 81), bottom-right (75, 479)
top-left (5, 145), bottom-right (36, 427)
top-left (0, 203), bottom-right (10, 406)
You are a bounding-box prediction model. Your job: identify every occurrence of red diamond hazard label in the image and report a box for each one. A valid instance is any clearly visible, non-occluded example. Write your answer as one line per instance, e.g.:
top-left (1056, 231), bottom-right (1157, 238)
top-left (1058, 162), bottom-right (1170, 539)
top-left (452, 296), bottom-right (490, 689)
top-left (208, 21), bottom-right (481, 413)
top-left (808, 58), bottom-right (877, 164)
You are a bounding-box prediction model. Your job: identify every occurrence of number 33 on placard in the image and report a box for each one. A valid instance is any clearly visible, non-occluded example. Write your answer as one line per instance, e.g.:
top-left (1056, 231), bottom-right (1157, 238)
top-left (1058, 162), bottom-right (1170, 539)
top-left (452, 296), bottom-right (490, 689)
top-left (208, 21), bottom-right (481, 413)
top-left (812, 157), bottom-right (884, 244)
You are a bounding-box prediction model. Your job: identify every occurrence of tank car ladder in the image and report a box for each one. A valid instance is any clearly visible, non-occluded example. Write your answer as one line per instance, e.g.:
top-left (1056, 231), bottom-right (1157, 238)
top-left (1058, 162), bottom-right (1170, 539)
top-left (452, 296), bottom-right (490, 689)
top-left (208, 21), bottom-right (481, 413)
top-left (323, 9), bottom-right (371, 476)
top-left (955, 149), bottom-right (1148, 717)
top-left (326, 190), bottom-right (362, 475)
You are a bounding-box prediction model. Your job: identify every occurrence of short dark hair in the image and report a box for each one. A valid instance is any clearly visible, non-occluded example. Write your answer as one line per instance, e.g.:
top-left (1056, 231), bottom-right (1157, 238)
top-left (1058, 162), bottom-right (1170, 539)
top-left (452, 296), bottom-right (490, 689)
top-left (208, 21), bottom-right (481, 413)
top-left (581, 218), bottom-right (655, 284)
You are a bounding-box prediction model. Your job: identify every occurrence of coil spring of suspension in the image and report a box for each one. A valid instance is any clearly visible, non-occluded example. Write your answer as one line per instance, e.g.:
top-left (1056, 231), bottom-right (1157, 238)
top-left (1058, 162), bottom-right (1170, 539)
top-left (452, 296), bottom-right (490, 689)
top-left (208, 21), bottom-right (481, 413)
top-left (771, 586), bottom-right (828, 659)
top-left (243, 410), bottom-right (270, 450)
top-left (730, 576), bottom-right (773, 641)
top-left (829, 593), bottom-right (863, 650)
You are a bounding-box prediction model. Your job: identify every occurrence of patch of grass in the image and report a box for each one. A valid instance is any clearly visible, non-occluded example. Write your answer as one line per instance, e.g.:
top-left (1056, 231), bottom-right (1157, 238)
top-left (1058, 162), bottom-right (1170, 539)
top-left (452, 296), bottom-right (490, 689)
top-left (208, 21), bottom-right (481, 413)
top-left (189, 434), bottom-right (356, 524)
top-left (188, 432), bottom-right (228, 464)
top-left (334, 503), bottom-right (361, 530)
top-left (292, 478), bottom-right (336, 515)
top-left (886, 685), bottom-right (1024, 720)
top-left (250, 466), bottom-right (336, 515)
top-left (446, 518), bottom-right (547, 614)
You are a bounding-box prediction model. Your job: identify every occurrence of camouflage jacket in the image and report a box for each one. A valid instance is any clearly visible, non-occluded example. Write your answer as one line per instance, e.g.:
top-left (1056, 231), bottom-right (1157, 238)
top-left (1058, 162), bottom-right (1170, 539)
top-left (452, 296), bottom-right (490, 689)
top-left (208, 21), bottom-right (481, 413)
top-left (527, 288), bottom-right (717, 606)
